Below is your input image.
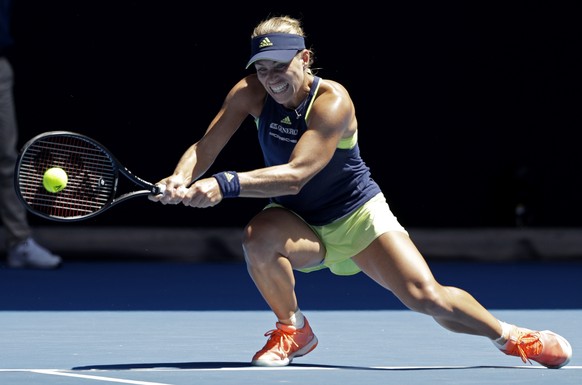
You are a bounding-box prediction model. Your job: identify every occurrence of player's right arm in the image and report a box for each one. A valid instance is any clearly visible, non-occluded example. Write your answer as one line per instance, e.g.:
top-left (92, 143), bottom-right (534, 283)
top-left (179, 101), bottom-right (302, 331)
top-left (150, 75), bottom-right (265, 204)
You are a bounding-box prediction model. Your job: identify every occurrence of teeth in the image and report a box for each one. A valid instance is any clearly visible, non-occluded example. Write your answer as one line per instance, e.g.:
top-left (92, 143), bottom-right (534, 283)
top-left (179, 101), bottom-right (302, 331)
top-left (271, 83), bottom-right (287, 93)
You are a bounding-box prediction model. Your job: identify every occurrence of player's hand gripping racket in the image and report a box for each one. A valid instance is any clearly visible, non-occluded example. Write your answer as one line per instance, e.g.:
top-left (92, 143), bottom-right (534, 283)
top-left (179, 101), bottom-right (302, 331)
top-left (15, 131), bottom-right (164, 222)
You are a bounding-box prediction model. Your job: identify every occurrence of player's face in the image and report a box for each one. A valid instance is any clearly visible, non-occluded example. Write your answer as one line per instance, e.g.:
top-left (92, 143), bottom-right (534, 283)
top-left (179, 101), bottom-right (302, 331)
top-left (254, 54), bottom-right (305, 108)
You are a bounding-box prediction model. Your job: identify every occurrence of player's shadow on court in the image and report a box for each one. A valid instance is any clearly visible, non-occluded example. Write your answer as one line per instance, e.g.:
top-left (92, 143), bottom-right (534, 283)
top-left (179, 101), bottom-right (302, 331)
top-left (71, 362), bottom-right (537, 371)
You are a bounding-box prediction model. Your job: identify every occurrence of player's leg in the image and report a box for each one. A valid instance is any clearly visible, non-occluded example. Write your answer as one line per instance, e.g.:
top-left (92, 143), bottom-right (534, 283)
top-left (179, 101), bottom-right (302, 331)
top-left (243, 206), bottom-right (325, 322)
top-left (243, 206), bottom-right (322, 366)
top-left (353, 231), bottom-right (502, 337)
top-left (352, 231), bottom-right (572, 368)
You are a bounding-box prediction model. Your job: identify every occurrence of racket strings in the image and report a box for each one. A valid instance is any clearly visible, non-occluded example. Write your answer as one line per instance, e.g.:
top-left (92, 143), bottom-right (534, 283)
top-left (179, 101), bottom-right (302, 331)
top-left (18, 136), bottom-right (117, 219)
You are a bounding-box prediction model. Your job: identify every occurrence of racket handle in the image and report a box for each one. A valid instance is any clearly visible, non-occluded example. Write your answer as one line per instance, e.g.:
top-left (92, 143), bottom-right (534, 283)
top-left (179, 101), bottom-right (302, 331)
top-left (153, 184), bottom-right (188, 196)
top-left (154, 184), bottom-right (166, 195)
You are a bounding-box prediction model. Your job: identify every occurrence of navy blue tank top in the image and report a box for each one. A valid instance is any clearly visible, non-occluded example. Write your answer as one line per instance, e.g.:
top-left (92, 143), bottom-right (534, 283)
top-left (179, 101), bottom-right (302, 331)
top-left (256, 76), bottom-right (381, 225)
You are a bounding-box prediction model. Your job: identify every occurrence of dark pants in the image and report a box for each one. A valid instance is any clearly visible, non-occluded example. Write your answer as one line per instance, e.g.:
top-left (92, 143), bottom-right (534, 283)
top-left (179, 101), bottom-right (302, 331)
top-left (0, 57), bottom-right (31, 248)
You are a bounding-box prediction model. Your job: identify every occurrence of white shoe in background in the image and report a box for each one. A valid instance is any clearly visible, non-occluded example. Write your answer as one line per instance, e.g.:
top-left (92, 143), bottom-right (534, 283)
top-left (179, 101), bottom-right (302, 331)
top-left (7, 237), bottom-right (62, 269)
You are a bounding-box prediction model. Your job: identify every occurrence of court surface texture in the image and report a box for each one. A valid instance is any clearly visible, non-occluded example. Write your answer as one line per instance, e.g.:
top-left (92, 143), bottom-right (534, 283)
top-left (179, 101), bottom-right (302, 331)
top-left (1, 260), bottom-right (581, 384)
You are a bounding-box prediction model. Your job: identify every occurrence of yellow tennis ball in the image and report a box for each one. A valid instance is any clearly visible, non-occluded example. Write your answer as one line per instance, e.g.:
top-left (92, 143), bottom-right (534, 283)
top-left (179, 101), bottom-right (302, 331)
top-left (43, 167), bottom-right (68, 193)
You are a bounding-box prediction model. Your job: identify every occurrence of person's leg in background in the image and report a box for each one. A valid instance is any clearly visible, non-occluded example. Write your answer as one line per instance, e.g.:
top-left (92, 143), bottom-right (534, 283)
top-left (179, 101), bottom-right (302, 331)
top-left (0, 57), bottom-right (61, 269)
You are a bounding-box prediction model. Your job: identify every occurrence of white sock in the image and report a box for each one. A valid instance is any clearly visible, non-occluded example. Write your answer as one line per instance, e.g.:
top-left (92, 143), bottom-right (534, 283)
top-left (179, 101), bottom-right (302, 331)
top-left (290, 309), bottom-right (305, 329)
top-left (492, 320), bottom-right (512, 349)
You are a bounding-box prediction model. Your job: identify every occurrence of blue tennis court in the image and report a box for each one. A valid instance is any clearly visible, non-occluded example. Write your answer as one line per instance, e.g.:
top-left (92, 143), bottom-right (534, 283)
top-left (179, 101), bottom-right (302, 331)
top-left (1, 259), bottom-right (581, 384)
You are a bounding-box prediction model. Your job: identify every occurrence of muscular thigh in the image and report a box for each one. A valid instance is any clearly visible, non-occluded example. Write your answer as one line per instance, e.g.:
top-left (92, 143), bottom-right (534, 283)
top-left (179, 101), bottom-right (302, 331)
top-left (352, 231), bottom-right (437, 297)
top-left (243, 207), bottom-right (326, 270)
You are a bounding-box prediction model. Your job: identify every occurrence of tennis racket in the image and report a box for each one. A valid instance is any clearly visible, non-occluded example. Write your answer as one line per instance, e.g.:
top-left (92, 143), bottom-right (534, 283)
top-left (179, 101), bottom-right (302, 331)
top-left (15, 131), bottom-right (164, 222)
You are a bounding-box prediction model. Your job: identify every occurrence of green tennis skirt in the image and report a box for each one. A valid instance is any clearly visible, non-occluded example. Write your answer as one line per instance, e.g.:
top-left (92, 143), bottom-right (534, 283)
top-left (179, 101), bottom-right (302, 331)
top-left (265, 192), bottom-right (408, 276)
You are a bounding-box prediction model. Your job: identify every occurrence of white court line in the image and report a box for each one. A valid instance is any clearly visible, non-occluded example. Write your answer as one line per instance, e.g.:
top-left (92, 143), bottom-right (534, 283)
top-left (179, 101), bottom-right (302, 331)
top-left (81, 365), bottom-right (582, 371)
top-left (1, 364), bottom-right (581, 385)
top-left (370, 366), bottom-right (582, 370)
top-left (22, 369), bottom-right (172, 385)
top-left (2, 365), bottom-right (581, 373)
top-left (152, 365), bottom-right (582, 371)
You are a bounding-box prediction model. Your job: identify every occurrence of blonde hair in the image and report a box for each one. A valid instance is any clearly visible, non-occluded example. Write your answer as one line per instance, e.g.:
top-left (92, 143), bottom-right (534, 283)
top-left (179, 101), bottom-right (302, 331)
top-left (251, 15), bottom-right (306, 37)
top-left (251, 15), bottom-right (315, 72)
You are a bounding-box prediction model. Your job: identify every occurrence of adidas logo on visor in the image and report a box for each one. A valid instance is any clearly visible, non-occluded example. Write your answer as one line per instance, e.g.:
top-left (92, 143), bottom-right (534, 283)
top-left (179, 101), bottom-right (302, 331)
top-left (258, 38), bottom-right (273, 48)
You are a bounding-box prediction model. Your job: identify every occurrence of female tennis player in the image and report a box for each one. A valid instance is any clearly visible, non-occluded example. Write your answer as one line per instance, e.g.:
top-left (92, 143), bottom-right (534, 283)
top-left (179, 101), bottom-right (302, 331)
top-left (150, 15), bottom-right (572, 369)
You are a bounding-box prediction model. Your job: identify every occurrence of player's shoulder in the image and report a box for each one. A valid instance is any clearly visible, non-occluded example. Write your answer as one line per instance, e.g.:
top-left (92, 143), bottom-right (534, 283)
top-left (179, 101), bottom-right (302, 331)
top-left (314, 77), bottom-right (354, 111)
top-left (226, 74), bottom-right (267, 116)
top-left (229, 74), bottom-right (266, 99)
top-left (318, 77), bottom-right (351, 98)
top-left (232, 74), bottom-right (264, 92)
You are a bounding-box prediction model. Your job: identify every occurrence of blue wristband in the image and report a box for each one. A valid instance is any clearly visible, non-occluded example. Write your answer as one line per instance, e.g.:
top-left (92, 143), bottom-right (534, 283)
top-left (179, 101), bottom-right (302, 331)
top-left (213, 171), bottom-right (240, 198)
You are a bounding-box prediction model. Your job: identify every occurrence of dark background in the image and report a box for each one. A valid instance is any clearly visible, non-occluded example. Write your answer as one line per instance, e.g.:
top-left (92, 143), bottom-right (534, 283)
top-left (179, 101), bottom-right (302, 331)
top-left (7, 2), bottom-right (581, 229)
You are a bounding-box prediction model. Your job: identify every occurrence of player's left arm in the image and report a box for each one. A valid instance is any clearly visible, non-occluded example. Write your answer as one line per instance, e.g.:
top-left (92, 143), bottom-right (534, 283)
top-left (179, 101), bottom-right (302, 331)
top-left (238, 79), bottom-right (356, 197)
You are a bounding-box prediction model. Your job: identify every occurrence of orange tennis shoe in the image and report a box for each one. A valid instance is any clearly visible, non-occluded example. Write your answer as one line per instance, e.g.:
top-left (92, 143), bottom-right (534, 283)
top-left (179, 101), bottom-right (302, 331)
top-left (500, 326), bottom-right (572, 369)
top-left (251, 317), bottom-right (318, 367)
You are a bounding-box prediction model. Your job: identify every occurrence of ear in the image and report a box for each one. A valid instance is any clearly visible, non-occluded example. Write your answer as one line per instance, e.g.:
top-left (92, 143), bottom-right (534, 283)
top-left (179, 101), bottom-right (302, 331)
top-left (299, 49), bottom-right (310, 64)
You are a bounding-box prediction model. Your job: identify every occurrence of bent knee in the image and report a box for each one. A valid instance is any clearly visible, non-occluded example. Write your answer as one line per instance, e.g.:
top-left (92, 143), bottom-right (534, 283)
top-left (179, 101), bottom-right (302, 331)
top-left (242, 208), bottom-right (324, 270)
top-left (242, 224), bottom-right (270, 267)
top-left (243, 214), bottom-right (279, 257)
top-left (242, 208), bottom-right (295, 266)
